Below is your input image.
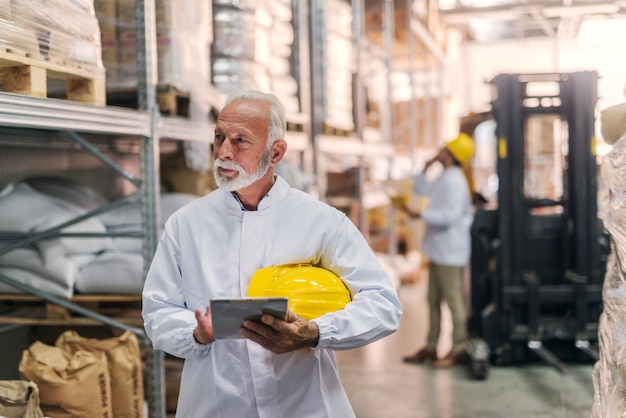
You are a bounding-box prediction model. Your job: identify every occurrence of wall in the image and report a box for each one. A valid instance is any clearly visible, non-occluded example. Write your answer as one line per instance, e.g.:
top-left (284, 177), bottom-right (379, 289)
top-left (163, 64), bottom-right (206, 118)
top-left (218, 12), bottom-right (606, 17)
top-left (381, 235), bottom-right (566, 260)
top-left (460, 28), bottom-right (626, 144)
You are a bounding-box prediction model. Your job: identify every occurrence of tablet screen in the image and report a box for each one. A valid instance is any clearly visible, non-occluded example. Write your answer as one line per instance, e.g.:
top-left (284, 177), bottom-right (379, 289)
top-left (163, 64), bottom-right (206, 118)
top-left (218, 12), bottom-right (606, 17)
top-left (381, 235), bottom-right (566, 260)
top-left (210, 297), bottom-right (289, 339)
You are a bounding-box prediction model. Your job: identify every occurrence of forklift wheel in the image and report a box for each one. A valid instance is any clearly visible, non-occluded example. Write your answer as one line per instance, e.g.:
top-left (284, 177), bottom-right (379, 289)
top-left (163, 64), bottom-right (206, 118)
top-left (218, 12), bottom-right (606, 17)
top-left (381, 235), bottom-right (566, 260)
top-left (465, 337), bottom-right (491, 380)
top-left (469, 359), bottom-right (489, 380)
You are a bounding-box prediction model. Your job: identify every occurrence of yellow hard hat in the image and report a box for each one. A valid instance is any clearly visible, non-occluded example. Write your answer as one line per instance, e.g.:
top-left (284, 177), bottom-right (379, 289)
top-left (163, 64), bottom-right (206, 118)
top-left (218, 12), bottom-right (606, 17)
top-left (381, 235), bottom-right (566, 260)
top-left (445, 132), bottom-right (475, 164)
top-left (247, 264), bottom-right (351, 320)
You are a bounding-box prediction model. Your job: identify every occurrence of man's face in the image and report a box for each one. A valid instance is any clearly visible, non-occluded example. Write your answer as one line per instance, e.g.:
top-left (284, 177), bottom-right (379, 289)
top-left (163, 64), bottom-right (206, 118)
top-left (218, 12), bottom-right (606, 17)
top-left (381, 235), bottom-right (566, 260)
top-left (213, 100), bottom-right (272, 191)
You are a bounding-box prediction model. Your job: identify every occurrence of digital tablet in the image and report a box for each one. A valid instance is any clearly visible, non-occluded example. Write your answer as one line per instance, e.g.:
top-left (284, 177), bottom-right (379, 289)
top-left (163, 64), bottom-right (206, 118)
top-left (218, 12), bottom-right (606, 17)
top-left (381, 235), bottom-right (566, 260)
top-left (210, 297), bottom-right (289, 339)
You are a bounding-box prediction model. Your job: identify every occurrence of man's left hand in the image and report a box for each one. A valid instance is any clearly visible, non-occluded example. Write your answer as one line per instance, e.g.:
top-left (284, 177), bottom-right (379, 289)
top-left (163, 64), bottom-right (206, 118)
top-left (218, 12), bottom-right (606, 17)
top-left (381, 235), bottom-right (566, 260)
top-left (398, 202), bottom-right (420, 219)
top-left (240, 309), bottom-right (319, 354)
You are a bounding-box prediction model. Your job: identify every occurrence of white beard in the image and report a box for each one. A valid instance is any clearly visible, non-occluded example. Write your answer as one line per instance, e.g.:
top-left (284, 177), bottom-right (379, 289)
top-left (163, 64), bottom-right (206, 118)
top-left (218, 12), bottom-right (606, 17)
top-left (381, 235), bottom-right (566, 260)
top-left (213, 149), bottom-right (272, 192)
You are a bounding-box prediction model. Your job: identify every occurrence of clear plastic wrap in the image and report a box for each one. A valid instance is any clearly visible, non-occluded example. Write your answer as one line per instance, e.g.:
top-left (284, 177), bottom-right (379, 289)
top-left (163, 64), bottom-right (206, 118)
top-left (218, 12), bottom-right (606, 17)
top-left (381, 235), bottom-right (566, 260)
top-left (592, 133), bottom-right (626, 417)
top-left (95, 0), bottom-right (211, 94)
top-left (0, 0), bottom-right (103, 72)
top-left (322, 0), bottom-right (353, 130)
top-left (211, 0), bottom-right (301, 115)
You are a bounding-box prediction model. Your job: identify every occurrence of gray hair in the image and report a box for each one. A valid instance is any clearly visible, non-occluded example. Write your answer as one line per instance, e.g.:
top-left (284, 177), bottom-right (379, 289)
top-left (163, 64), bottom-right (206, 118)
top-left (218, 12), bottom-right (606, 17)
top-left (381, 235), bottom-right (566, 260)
top-left (224, 90), bottom-right (286, 149)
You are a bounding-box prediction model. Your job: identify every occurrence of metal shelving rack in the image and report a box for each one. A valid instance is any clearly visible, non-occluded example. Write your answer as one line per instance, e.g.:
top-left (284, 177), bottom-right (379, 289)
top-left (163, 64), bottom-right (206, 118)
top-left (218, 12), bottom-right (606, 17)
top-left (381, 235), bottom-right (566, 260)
top-left (0, 1), bottom-right (216, 416)
top-left (308, 0), bottom-right (397, 248)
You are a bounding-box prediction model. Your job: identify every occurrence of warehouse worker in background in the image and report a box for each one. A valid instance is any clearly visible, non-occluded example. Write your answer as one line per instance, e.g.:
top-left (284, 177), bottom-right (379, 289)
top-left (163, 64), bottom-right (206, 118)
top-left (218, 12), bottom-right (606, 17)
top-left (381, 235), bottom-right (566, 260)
top-left (400, 133), bottom-right (474, 368)
top-left (142, 90), bottom-right (402, 417)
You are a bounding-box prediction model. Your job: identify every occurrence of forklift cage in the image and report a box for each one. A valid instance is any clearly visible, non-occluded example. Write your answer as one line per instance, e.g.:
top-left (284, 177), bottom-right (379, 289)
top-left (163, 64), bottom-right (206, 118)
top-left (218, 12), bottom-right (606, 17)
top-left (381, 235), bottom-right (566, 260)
top-left (468, 72), bottom-right (610, 373)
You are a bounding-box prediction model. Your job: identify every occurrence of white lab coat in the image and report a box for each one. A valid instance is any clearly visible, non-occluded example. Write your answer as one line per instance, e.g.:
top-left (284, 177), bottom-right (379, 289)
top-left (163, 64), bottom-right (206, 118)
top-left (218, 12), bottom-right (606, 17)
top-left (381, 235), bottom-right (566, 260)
top-left (142, 176), bottom-right (402, 418)
top-left (413, 166), bottom-right (473, 266)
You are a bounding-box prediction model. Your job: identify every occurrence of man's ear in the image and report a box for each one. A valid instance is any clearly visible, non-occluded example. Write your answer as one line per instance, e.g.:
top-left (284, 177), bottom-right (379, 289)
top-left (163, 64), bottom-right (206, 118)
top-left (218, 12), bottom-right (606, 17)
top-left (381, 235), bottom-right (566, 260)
top-left (270, 139), bottom-right (287, 166)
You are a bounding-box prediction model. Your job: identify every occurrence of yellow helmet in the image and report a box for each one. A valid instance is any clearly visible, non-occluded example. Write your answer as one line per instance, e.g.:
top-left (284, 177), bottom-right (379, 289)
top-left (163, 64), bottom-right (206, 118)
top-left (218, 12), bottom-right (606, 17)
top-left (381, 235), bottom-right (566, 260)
top-left (247, 264), bottom-right (351, 320)
top-left (445, 132), bottom-right (475, 164)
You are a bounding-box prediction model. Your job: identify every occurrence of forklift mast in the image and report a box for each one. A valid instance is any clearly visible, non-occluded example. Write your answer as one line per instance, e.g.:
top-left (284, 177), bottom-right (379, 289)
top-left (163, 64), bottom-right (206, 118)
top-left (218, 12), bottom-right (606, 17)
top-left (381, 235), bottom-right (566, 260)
top-left (469, 72), bottom-right (609, 372)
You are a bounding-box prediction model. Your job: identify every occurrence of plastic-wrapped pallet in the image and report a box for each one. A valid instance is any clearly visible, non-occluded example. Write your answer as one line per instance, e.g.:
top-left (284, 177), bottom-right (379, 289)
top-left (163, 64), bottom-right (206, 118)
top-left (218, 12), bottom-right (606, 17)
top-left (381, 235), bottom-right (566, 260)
top-left (0, 0), bottom-right (104, 71)
top-left (94, 0), bottom-right (212, 110)
top-left (266, 0), bottom-right (299, 114)
top-left (211, 0), bottom-right (267, 95)
top-left (211, 0), bottom-right (301, 115)
top-left (212, 5), bottom-right (256, 61)
top-left (321, 0), bottom-right (353, 132)
top-left (592, 103), bottom-right (626, 417)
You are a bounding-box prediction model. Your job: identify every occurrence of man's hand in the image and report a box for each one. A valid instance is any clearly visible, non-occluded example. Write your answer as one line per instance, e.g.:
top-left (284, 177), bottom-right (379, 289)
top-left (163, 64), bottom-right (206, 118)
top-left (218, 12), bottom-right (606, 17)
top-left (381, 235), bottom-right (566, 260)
top-left (240, 309), bottom-right (319, 354)
top-left (396, 201), bottom-right (420, 219)
top-left (193, 306), bottom-right (215, 345)
top-left (404, 205), bottom-right (420, 219)
top-left (424, 155), bottom-right (439, 170)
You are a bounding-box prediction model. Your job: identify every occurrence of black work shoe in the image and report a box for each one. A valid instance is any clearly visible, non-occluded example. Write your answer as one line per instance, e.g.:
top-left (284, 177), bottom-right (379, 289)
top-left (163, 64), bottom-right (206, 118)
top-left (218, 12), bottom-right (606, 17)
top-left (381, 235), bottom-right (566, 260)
top-left (403, 348), bottom-right (437, 364)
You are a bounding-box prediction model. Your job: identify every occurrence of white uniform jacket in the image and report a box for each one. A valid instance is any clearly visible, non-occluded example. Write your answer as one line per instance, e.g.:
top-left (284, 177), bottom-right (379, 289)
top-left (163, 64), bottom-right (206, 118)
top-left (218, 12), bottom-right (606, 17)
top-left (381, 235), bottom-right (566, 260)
top-left (142, 176), bottom-right (402, 418)
top-left (413, 166), bottom-right (473, 266)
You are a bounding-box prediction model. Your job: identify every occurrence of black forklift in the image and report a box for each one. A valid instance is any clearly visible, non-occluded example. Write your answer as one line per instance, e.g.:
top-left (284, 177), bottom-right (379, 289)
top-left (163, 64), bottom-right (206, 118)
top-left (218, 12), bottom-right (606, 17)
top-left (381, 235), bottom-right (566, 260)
top-left (466, 72), bottom-right (610, 379)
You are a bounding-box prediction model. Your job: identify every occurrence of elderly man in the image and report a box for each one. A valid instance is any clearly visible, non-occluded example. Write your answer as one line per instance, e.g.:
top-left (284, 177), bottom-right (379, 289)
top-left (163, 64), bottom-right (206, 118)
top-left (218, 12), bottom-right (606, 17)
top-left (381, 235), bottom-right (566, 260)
top-left (142, 90), bottom-right (402, 417)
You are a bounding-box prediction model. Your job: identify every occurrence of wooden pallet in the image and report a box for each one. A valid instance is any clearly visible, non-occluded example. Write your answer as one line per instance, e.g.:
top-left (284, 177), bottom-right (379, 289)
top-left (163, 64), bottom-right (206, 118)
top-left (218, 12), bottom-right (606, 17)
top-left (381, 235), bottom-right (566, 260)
top-left (0, 294), bottom-right (142, 326)
top-left (156, 84), bottom-right (190, 117)
top-left (106, 83), bottom-right (190, 117)
top-left (286, 121), bottom-right (304, 132)
top-left (322, 121), bottom-right (353, 137)
top-left (0, 47), bottom-right (106, 105)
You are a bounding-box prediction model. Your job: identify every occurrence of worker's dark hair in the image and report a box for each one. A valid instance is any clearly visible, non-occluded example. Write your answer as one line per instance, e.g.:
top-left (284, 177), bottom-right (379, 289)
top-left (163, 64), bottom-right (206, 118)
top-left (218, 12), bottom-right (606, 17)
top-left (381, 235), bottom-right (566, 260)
top-left (445, 148), bottom-right (462, 166)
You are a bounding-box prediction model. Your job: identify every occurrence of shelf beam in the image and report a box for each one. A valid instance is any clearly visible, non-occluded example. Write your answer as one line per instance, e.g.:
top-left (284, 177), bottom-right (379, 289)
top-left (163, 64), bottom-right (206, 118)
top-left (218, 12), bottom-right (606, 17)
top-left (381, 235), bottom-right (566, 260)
top-left (0, 93), bottom-right (150, 136)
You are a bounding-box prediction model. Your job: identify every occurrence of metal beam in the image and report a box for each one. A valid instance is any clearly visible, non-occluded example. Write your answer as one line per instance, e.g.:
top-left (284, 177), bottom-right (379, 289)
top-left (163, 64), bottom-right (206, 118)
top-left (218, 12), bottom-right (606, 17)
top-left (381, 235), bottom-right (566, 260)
top-left (441, 1), bottom-right (624, 24)
top-left (409, 17), bottom-right (448, 67)
top-left (529, 8), bottom-right (556, 38)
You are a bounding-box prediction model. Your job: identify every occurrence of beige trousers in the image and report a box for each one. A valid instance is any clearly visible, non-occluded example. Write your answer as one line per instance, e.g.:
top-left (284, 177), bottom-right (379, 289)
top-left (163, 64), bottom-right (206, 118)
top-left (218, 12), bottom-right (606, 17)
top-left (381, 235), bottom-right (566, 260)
top-left (425, 262), bottom-right (467, 354)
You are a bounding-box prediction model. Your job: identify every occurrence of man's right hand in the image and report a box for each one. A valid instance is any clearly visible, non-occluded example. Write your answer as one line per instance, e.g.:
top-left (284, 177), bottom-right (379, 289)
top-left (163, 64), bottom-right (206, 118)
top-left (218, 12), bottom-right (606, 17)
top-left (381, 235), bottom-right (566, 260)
top-left (194, 307), bottom-right (215, 345)
top-left (424, 155), bottom-right (439, 170)
top-left (240, 309), bottom-right (319, 354)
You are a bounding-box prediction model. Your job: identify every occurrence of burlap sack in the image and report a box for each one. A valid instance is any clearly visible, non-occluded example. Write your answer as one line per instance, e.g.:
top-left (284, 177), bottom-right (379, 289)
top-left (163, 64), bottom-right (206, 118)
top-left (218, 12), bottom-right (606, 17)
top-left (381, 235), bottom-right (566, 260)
top-left (18, 341), bottom-right (113, 418)
top-left (601, 102), bottom-right (626, 145)
top-left (55, 331), bottom-right (144, 418)
top-left (0, 380), bottom-right (45, 418)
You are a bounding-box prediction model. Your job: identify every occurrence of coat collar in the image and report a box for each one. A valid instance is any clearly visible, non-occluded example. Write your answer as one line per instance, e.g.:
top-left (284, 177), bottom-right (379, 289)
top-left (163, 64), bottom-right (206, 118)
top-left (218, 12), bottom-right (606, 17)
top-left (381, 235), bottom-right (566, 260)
top-left (222, 175), bottom-right (290, 211)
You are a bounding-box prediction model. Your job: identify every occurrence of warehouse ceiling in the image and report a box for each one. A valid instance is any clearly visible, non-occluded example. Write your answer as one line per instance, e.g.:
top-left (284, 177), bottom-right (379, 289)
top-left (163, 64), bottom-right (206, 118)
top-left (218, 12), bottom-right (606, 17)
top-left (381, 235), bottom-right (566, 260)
top-left (363, 0), bottom-right (626, 64)
top-left (437, 0), bottom-right (626, 42)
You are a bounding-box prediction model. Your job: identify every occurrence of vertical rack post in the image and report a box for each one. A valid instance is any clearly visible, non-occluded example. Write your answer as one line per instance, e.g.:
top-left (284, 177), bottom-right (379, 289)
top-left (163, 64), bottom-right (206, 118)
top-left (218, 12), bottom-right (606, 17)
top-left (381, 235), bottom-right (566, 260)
top-left (292, 0), bottom-right (314, 181)
top-left (406, 0), bottom-right (418, 167)
top-left (383, 0), bottom-right (397, 257)
top-left (135, 0), bottom-right (164, 417)
top-left (352, 0), bottom-right (368, 237)
top-left (309, 0), bottom-right (325, 199)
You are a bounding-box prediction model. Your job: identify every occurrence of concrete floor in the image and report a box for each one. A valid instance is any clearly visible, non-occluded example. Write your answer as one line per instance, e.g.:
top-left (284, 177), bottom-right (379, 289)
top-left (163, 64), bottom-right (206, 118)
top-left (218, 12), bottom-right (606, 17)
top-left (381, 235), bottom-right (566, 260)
top-left (334, 278), bottom-right (595, 418)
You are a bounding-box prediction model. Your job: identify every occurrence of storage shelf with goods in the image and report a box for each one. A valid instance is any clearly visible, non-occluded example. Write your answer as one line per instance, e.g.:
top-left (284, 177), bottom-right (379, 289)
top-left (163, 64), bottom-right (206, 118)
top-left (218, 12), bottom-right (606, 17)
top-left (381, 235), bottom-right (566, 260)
top-left (0, 1), bottom-right (208, 417)
top-left (0, 121), bottom-right (166, 416)
top-left (0, 130), bottom-right (168, 418)
top-left (0, 0), bottom-right (159, 320)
